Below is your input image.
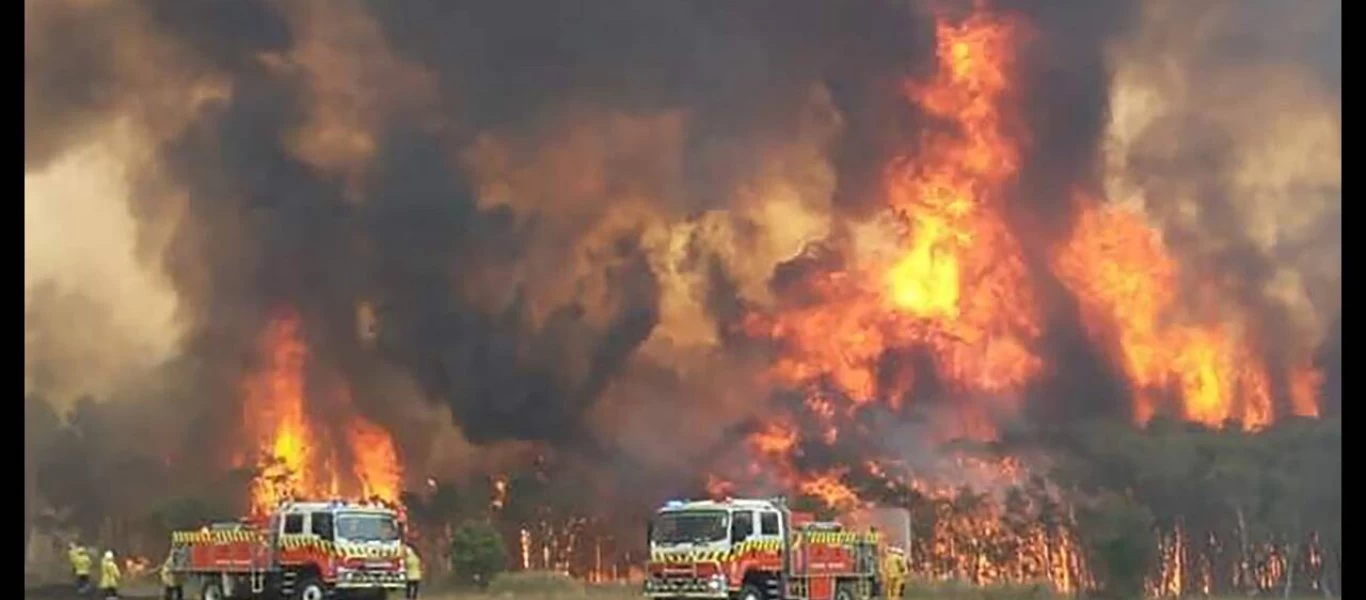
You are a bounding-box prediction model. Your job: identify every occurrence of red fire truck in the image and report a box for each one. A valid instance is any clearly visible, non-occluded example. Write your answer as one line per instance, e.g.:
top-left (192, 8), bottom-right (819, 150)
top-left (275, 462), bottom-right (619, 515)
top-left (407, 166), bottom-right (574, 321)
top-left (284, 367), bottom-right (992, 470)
top-left (168, 500), bottom-right (407, 600)
top-left (643, 497), bottom-right (886, 600)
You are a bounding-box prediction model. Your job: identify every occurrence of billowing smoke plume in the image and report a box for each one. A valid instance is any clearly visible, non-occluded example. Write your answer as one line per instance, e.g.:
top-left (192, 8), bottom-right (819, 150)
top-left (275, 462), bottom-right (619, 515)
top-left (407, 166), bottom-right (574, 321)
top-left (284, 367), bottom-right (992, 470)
top-left (25, 0), bottom-right (1337, 563)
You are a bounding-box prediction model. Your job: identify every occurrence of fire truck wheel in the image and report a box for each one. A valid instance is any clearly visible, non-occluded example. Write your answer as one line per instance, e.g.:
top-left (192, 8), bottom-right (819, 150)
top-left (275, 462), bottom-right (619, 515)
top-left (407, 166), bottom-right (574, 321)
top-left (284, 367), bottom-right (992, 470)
top-left (737, 583), bottom-right (764, 600)
top-left (833, 582), bottom-right (857, 600)
top-left (294, 577), bottom-right (327, 600)
top-left (200, 581), bottom-right (225, 600)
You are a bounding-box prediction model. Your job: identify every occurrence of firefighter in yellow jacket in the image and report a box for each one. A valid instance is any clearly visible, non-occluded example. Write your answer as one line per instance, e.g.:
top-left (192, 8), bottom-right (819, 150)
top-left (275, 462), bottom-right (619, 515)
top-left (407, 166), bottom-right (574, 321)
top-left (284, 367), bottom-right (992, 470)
top-left (404, 542), bottom-right (423, 599)
top-left (68, 542), bottom-right (92, 593)
top-left (882, 546), bottom-right (907, 599)
top-left (99, 550), bottom-right (122, 600)
top-left (160, 552), bottom-right (183, 600)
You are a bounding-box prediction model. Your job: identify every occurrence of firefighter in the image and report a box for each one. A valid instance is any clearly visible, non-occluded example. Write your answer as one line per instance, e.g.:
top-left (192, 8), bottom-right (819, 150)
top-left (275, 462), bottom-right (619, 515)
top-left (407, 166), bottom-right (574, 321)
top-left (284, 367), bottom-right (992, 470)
top-left (159, 552), bottom-right (183, 600)
top-left (99, 550), bottom-right (122, 600)
top-left (403, 542), bottom-right (423, 600)
top-left (68, 542), bottom-right (92, 594)
top-left (882, 546), bottom-right (907, 599)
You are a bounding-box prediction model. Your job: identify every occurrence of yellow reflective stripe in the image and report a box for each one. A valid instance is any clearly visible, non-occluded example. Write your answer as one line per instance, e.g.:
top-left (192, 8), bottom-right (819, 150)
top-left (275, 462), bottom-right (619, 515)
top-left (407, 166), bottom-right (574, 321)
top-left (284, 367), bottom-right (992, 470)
top-left (212, 531), bottom-right (257, 543)
top-left (649, 551), bottom-right (726, 563)
top-left (797, 531), bottom-right (881, 545)
top-left (279, 535), bottom-right (334, 553)
top-left (172, 531), bottom-right (225, 544)
top-left (168, 530), bottom-right (264, 544)
top-left (725, 539), bottom-right (780, 559)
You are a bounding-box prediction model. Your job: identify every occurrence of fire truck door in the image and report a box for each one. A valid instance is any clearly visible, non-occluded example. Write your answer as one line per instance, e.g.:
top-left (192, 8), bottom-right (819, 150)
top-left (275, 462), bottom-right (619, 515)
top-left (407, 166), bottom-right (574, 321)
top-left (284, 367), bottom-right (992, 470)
top-left (756, 510), bottom-right (783, 573)
top-left (756, 510), bottom-right (785, 598)
top-left (309, 511), bottom-right (336, 575)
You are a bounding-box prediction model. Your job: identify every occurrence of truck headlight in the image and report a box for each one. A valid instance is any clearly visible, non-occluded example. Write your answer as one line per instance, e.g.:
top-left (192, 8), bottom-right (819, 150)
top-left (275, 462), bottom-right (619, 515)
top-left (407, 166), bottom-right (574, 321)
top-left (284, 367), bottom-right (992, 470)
top-left (708, 574), bottom-right (726, 591)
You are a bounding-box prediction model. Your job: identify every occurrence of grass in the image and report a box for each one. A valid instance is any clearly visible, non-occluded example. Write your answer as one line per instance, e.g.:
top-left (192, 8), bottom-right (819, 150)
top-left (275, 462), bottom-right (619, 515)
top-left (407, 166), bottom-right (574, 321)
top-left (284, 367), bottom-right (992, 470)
top-left (422, 571), bottom-right (641, 600)
top-left (31, 572), bottom-right (1335, 600)
top-left (424, 590), bottom-right (639, 600)
top-left (419, 591), bottom-right (1334, 600)
top-left (903, 581), bottom-right (1055, 599)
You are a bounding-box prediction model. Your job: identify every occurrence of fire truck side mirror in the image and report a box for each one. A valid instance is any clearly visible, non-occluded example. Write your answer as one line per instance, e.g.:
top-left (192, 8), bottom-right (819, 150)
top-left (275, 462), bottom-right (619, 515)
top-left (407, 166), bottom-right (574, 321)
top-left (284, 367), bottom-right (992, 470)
top-left (646, 521), bottom-right (654, 547)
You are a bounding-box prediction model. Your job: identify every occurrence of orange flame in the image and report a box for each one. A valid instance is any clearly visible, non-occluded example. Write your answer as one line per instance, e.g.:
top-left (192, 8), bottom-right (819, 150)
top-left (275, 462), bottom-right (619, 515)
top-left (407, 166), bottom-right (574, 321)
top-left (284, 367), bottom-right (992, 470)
top-left (346, 414), bottom-right (403, 503)
top-left (243, 310), bottom-right (403, 515)
top-left (742, 8), bottom-right (1041, 459)
top-left (797, 470), bottom-right (862, 512)
top-left (721, 12), bottom-right (1047, 536)
top-left (491, 475), bottom-right (509, 511)
top-left (1051, 201), bottom-right (1311, 429)
top-left (882, 11), bottom-right (1042, 398)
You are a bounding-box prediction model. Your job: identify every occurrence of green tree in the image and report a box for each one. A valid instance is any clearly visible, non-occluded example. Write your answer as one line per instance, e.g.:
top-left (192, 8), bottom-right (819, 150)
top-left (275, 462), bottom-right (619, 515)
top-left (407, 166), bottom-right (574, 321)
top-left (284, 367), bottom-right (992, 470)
top-left (448, 520), bottom-right (507, 589)
top-left (1075, 492), bottom-right (1157, 599)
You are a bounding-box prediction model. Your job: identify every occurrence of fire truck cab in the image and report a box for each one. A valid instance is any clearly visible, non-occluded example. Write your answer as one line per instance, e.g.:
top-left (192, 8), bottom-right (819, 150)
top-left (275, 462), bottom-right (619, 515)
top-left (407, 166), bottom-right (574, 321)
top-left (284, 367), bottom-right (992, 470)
top-left (644, 497), bottom-right (885, 600)
top-left (170, 500), bottom-right (407, 600)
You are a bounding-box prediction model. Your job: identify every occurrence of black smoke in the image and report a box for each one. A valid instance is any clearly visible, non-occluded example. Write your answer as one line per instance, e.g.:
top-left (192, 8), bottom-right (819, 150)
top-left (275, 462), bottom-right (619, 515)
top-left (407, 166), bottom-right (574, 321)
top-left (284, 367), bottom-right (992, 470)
top-left (52, 0), bottom-right (940, 448)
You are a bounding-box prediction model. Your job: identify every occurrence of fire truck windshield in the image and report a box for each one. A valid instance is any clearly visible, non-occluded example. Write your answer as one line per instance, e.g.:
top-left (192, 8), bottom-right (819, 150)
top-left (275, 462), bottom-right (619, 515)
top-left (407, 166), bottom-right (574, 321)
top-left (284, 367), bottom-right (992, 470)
top-left (335, 512), bottom-right (400, 543)
top-left (650, 510), bottom-right (728, 545)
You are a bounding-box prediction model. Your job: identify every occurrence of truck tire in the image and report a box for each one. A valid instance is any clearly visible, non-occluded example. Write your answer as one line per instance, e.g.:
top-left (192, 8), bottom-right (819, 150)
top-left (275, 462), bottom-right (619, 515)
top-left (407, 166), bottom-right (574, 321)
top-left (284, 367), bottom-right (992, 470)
top-left (737, 583), bottom-right (764, 600)
top-left (834, 581), bottom-right (858, 600)
top-left (200, 580), bottom-right (225, 600)
top-left (294, 576), bottom-right (327, 600)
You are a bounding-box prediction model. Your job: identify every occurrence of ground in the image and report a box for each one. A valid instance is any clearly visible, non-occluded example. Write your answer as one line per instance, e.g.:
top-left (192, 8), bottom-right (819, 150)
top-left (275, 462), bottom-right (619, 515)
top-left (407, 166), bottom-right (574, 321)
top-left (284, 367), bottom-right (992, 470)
top-left (23, 581), bottom-right (1337, 600)
top-left (21, 591), bottom-right (641, 600)
top-left (22, 584), bottom-right (644, 600)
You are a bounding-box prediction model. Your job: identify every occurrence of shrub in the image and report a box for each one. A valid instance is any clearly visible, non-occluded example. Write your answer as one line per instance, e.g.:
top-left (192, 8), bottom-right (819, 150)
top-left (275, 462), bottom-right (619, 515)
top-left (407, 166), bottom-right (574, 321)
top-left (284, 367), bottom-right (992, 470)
top-left (448, 520), bottom-right (508, 589)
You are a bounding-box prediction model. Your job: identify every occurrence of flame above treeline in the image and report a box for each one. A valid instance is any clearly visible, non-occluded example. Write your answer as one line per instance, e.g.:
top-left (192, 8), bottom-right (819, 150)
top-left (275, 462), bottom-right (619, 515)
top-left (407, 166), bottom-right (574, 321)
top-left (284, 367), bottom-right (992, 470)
top-left (715, 4), bottom-right (1322, 500)
top-left (239, 310), bottom-right (403, 516)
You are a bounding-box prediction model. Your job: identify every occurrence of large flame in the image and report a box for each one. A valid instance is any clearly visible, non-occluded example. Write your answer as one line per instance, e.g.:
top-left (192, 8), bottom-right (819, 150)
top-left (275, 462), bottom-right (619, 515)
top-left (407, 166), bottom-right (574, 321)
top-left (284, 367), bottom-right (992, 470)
top-left (740, 9), bottom-right (1040, 466)
top-left (741, 5), bottom-right (1321, 467)
top-left (1053, 199), bottom-right (1322, 429)
top-left (743, 11), bottom-right (1039, 443)
top-left (243, 310), bottom-right (403, 515)
top-left (714, 4), bottom-right (1326, 594)
top-left (1054, 200), bottom-right (1266, 427)
top-left (883, 11), bottom-right (1041, 398)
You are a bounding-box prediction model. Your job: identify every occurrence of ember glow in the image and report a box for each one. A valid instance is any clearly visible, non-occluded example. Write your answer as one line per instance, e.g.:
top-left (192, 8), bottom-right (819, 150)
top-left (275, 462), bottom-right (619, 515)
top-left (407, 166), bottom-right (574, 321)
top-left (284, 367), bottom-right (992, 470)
top-left (243, 310), bottom-right (403, 515)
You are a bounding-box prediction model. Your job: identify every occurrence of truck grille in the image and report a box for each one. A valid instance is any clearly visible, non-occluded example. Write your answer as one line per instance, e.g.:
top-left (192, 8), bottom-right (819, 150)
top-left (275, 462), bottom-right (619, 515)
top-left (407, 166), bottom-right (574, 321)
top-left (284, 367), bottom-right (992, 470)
top-left (336, 568), bottom-right (405, 589)
top-left (645, 571), bottom-right (726, 598)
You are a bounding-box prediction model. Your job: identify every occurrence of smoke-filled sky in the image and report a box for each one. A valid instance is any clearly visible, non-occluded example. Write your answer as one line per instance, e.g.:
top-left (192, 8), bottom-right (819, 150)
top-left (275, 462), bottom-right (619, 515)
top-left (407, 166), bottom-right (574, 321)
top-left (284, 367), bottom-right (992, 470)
top-left (25, 0), bottom-right (1340, 501)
